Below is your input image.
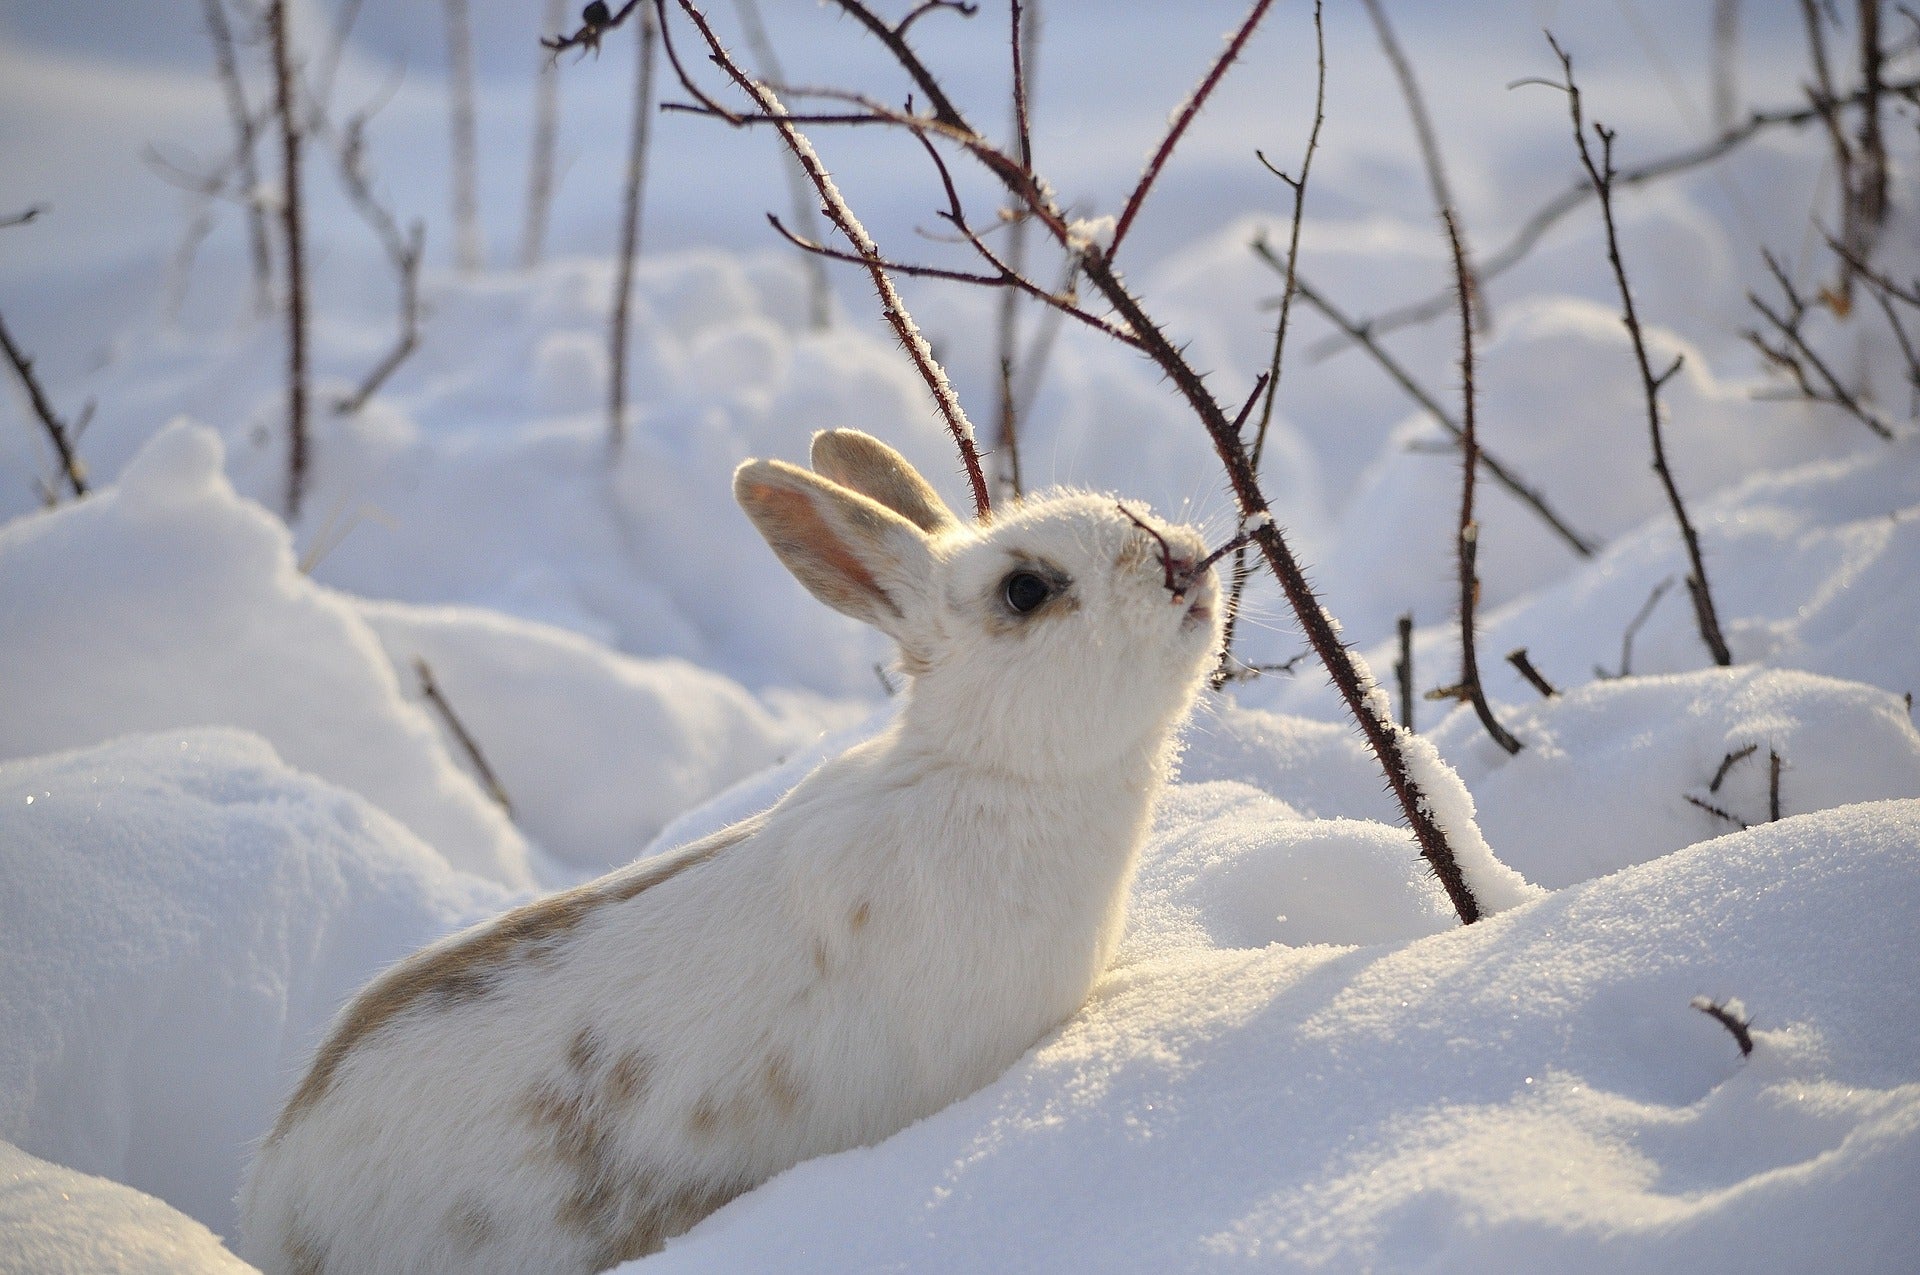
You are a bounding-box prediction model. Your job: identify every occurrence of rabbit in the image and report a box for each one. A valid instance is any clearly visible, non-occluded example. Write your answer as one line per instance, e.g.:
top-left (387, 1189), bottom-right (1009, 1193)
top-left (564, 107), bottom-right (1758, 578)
top-left (238, 429), bottom-right (1225, 1275)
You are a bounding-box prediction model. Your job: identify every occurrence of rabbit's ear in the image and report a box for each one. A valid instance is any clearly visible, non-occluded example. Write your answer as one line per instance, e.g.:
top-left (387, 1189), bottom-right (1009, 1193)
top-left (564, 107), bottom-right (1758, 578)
top-left (809, 430), bottom-right (962, 535)
top-left (735, 458), bottom-right (936, 643)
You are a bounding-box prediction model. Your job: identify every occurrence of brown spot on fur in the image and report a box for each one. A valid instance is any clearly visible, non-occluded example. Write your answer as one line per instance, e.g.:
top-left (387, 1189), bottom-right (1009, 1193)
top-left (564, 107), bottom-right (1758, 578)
top-left (566, 1026), bottom-right (602, 1075)
top-left (763, 1053), bottom-right (803, 1118)
top-left (849, 900), bottom-right (871, 933)
top-left (445, 1196), bottom-right (496, 1254)
top-left (687, 1092), bottom-right (722, 1137)
top-left (269, 819), bottom-right (755, 1144)
top-left (606, 1049), bottom-right (654, 1105)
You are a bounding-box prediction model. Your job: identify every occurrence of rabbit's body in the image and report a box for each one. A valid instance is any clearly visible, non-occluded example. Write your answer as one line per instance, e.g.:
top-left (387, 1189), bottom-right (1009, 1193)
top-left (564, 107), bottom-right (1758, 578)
top-left (240, 433), bottom-right (1222, 1274)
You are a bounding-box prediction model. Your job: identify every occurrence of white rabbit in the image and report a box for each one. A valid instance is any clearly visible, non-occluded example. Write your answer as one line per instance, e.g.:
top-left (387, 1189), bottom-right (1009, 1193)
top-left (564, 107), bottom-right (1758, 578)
top-left (238, 430), bottom-right (1224, 1274)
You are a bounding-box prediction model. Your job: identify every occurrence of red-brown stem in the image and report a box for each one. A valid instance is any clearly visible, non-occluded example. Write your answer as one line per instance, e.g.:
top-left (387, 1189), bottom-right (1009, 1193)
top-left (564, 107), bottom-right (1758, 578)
top-left (1078, 245), bottom-right (1481, 924)
top-left (0, 312), bottom-right (89, 498)
top-left (1446, 209), bottom-right (1522, 755)
top-left (269, 0), bottom-right (310, 521)
top-left (1108, 0), bottom-right (1275, 260)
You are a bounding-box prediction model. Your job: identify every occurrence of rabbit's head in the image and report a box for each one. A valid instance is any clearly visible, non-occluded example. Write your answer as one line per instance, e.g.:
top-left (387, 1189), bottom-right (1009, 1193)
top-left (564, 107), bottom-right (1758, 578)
top-left (736, 431), bottom-right (1222, 777)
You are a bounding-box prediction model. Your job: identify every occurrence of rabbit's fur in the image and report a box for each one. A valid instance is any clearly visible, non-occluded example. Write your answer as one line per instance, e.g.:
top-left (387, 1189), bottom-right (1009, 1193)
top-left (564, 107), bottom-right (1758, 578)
top-left (239, 431), bottom-right (1223, 1274)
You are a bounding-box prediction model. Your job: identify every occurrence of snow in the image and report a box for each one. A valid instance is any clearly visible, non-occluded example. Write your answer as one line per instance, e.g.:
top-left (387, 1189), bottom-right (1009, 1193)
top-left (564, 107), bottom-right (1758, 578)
top-left (4, 1), bottom-right (1920, 1271)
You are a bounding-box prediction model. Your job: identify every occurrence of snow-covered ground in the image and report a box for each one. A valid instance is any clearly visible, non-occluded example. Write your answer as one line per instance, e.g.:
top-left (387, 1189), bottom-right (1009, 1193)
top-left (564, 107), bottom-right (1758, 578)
top-left (3, 1), bottom-right (1918, 1270)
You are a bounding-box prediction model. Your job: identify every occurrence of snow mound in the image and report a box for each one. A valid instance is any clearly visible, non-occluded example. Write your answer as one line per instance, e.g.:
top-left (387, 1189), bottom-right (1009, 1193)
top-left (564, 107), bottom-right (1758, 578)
top-left (0, 728), bottom-right (513, 1240)
top-left (631, 799), bottom-right (1920, 1273)
top-left (1430, 666), bottom-right (1920, 888)
top-left (0, 1140), bottom-right (254, 1275)
top-left (355, 599), bottom-right (865, 875)
top-left (1128, 781), bottom-right (1457, 951)
top-left (0, 422), bottom-right (534, 887)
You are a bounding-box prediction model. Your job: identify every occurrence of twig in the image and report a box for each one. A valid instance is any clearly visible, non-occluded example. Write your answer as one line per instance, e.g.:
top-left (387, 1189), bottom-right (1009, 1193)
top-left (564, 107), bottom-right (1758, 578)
top-left (1253, 238), bottom-right (1600, 559)
top-left (0, 206), bottom-right (45, 230)
top-left (329, 115), bottom-right (427, 414)
top-left (269, 0), bottom-right (311, 521)
top-left (1684, 792), bottom-right (1749, 829)
top-left (414, 658), bottom-right (514, 817)
top-left (990, 0), bottom-right (1042, 502)
top-left (443, 0), bottom-right (485, 273)
top-left (1359, 0), bottom-right (1487, 331)
top-left (1506, 648), bottom-right (1559, 698)
top-left (1446, 209), bottom-right (1522, 755)
top-left (520, 0), bottom-right (570, 268)
top-left (1746, 249), bottom-right (1899, 440)
top-left (200, 0), bottom-right (274, 314)
top-left (1395, 612), bottom-right (1415, 730)
top-left (1708, 742), bottom-right (1759, 793)
top-left (1320, 70), bottom-right (1920, 354)
top-left (1218, 0), bottom-right (1324, 683)
top-left (733, 0), bottom-right (833, 329)
top-left (0, 312), bottom-right (90, 499)
top-left (1690, 995), bottom-right (1755, 1056)
top-left (1108, 0), bottom-right (1275, 260)
top-left (609, 6), bottom-right (661, 453)
top-left (546, 0), bottom-right (647, 56)
top-left (1769, 747), bottom-right (1784, 821)
top-left (1546, 35), bottom-right (1732, 667)
top-left (1596, 575), bottom-right (1675, 679)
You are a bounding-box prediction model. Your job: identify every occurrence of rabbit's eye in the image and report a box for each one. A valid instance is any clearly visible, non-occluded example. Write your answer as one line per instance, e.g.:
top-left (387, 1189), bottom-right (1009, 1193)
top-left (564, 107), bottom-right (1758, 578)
top-left (1002, 570), bottom-right (1054, 615)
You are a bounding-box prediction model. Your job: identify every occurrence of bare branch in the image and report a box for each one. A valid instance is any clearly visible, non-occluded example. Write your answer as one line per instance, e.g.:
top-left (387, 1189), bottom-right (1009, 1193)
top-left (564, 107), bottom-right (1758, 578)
top-left (269, 0), bottom-right (311, 521)
top-left (414, 658), bottom-right (514, 817)
top-left (732, 0), bottom-right (833, 328)
top-left (0, 206), bottom-right (46, 230)
top-left (1684, 792), bottom-right (1749, 829)
top-left (1746, 249), bottom-right (1899, 439)
top-left (0, 312), bottom-right (90, 499)
top-left (1691, 995), bottom-right (1755, 1056)
top-left (1506, 648), bottom-right (1559, 698)
top-left (444, 0), bottom-right (485, 273)
top-left (327, 114), bottom-right (426, 415)
top-left (1769, 747), bottom-right (1784, 821)
top-left (1547, 35), bottom-right (1732, 667)
top-left (200, 0), bottom-right (274, 314)
top-left (1360, 0), bottom-right (1488, 331)
top-left (609, 6), bottom-right (661, 453)
top-left (1446, 209), bottom-right (1523, 755)
top-left (1709, 743), bottom-right (1759, 792)
top-left (1252, 236), bottom-right (1601, 559)
top-left (520, 0), bottom-right (571, 268)
top-left (1322, 70), bottom-right (1920, 354)
top-left (1595, 575), bottom-right (1675, 679)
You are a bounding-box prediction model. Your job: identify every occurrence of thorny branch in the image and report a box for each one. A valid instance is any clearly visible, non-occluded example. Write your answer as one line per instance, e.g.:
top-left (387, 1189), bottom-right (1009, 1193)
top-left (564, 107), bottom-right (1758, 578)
top-left (1691, 996), bottom-right (1755, 1057)
top-left (269, 0), bottom-right (311, 521)
top-left (1546, 36), bottom-right (1732, 668)
top-left (0, 312), bottom-right (90, 500)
